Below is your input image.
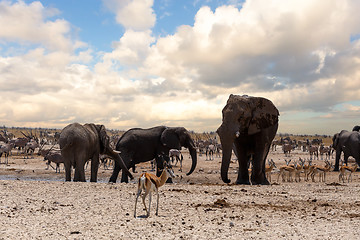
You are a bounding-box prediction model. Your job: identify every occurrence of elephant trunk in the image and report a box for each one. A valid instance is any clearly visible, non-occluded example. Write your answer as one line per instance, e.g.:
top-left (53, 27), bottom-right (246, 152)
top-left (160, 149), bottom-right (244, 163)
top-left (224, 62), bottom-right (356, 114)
top-left (186, 143), bottom-right (197, 176)
top-left (218, 125), bottom-right (238, 184)
top-left (107, 149), bottom-right (134, 180)
top-left (220, 138), bottom-right (234, 184)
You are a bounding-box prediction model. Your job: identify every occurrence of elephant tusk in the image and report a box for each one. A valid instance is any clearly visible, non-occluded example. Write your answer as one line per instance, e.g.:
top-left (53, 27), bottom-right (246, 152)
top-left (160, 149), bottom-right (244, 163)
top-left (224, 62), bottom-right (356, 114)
top-left (235, 131), bottom-right (240, 138)
top-left (113, 150), bottom-right (121, 154)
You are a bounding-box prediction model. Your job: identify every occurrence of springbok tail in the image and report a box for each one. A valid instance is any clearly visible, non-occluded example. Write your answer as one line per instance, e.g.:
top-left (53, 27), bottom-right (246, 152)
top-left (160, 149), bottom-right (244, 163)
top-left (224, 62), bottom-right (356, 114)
top-left (138, 174), bottom-right (147, 190)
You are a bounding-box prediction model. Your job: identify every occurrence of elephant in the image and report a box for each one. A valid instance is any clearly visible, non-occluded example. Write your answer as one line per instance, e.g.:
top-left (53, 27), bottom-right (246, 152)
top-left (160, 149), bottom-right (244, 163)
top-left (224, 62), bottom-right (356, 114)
top-left (217, 94), bottom-right (279, 185)
top-left (352, 125), bottom-right (360, 132)
top-left (332, 130), bottom-right (360, 171)
top-left (59, 123), bottom-right (133, 182)
top-left (109, 126), bottom-right (197, 183)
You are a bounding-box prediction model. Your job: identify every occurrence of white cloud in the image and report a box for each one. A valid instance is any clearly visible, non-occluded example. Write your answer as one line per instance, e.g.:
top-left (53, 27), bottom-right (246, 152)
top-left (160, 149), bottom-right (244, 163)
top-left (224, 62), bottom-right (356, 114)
top-left (103, 29), bottom-right (155, 68)
top-left (1, 0), bottom-right (360, 134)
top-left (0, 1), bottom-right (73, 52)
top-left (103, 0), bottom-right (156, 31)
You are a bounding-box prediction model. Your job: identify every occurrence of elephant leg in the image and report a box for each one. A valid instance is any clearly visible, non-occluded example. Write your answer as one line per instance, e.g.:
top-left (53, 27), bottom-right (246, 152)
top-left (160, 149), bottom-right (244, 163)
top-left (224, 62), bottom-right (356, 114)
top-left (90, 156), bottom-right (99, 182)
top-left (132, 164), bottom-right (137, 173)
top-left (110, 153), bottom-right (130, 183)
top-left (109, 161), bottom-right (121, 183)
top-left (235, 154), bottom-right (251, 185)
top-left (64, 162), bottom-right (72, 181)
top-left (74, 163), bottom-right (86, 182)
top-left (63, 155), bottom-right (73, 181)
top-left (73, 167), bottom-right (80, 181)
top-left (251, 147), bottom-right (270, 185)
top-left (179, 157), bottom-right (182, 172)
top-left (334, 150), bottom-right (342, 171)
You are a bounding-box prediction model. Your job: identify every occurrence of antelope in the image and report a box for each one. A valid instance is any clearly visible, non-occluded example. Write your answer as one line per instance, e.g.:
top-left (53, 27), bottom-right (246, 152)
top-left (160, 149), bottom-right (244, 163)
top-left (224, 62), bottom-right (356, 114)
top-left (308, 145), bottom-right (319, 160)
top-left (169, 149), bottom-right (183, 171)
top-left (294, 158), bottom-right (305, 182)
top-left (99, 154), bottom-right (113, 170)
top-left (302, 159), bottom-right (313, 181)
top-left (277, 160), bottom-right (296, 182)
top-left (319, 144), bottom-right (331, 160)
top-left (271, 139), bottom-right (281, 151)
top-left (44, 151), bottom-right (64, 173)
top-left (205, 144), bottom-right (216, 161)
top-left (265, 159), bottom-right (276, 182)
top-left (24, 139), bottom-right (39, 159)
top-left (310, 160), bottom-right (332, 182)
top-left (134, 161), bottom-right (175, 218)
top-left (10, 137), bottom-right (28, 155)
top-left (0, 142), bottom-right (14, 165)
top-left (339, 164), bottom-right (358, 183)
top-left (282, 143), bottom-right (292, 157)
top-left (284, 158), bottom-right (303, 182)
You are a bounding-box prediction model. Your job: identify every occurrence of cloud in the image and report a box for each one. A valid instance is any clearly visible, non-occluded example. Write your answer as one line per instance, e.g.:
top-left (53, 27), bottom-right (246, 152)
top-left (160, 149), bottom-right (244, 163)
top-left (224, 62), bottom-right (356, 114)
top-left (1, 0), bottom-right (360, 134)
top-left (141, 1), bottom-right (360, 112)
top-left (103, 0), bottom-right (156, 31)
top-left (0, 1), bottom-right (74, 52)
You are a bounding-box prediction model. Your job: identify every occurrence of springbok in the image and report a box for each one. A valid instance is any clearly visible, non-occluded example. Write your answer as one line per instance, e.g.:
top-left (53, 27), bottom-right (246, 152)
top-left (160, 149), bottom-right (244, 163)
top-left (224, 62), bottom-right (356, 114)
top-left (310, 160), bottom-right (332, 182)
top-left (277, 160), bottom-right (296, 182)
top-left (302, 159), bottom-right (313, 181)
top-left (294, 158), bottom-right (305, 182)
top-left (265, 159), bottom-right (276, 182)
top-left (134, 161), bottom-right (175, 218)
top-left (339, 164), bottom-right (358, 183)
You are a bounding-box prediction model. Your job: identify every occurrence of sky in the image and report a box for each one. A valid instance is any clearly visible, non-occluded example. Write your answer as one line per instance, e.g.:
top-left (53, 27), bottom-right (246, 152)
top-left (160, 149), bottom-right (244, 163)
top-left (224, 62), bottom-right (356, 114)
top-left (1, 0), bottom-right (360, 135)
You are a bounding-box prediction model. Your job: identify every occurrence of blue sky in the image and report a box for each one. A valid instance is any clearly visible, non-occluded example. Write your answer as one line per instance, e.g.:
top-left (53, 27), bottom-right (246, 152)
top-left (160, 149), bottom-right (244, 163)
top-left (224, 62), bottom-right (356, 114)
top-left (1, 0), bottom-right (360, 135)
top-left (35, 1), bottom-right (241, 52)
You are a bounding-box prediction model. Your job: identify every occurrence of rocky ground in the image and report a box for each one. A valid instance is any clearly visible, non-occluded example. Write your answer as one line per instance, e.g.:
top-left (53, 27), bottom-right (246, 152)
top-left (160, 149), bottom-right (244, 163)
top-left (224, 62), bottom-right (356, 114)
top-left (1, 149), bottom-right (360, 239)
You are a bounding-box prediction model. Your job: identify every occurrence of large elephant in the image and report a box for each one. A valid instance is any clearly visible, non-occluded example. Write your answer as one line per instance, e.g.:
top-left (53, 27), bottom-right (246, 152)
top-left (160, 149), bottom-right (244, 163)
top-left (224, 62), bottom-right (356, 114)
top-left (59, 123), bottom-right (133, 182)
top-left (109, 126), bottom-right (197, 183)
top-left (332, 130), bottom-right (360, 171)
top-left (217, 94), bottom-right (279, 185)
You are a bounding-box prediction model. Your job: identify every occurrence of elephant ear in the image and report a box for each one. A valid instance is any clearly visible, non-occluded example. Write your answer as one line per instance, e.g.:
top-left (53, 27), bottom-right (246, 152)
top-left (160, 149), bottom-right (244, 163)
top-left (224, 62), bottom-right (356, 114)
top-left (248, 97), bottom-right (279, 135)
top-left (98, 125), bottom-right (110, 154)
top-left (161, 127), bottom-right (181, 150)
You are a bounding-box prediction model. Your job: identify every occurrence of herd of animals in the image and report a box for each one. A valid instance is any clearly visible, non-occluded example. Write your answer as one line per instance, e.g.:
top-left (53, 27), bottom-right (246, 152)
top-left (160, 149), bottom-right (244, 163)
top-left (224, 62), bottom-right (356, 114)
top-left (0, 94), bottom-right (360, 216)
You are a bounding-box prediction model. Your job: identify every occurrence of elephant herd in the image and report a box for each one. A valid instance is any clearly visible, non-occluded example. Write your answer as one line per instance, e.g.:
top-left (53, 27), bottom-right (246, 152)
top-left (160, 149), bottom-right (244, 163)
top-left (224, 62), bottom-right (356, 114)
top-left (58, 94), bottom-right (359, 185)
top-left (58, 94), bottom-right (280, 185)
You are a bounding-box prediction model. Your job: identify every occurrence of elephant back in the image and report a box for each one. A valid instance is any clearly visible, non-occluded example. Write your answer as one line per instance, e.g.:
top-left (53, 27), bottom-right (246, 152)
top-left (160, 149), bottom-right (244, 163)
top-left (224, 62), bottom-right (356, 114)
top-left (226, 95), bottom-right (279, 135)
top-left (248, 96), bottom-right (279, 134)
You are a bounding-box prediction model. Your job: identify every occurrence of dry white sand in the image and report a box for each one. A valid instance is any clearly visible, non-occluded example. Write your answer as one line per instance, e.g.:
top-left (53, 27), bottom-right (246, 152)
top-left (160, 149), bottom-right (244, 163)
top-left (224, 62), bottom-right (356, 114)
top-left (1, 149), bottom-right (360, 239)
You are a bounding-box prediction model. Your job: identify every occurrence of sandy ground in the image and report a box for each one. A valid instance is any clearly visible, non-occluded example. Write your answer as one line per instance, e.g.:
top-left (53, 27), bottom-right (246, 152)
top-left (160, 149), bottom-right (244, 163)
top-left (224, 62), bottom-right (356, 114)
top-left (1, 148), bottom-right (360, 239)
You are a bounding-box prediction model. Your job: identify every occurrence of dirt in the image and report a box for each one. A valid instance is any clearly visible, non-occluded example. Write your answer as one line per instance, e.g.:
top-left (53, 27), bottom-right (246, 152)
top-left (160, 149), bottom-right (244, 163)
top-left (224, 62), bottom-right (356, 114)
top-left (0, 149), bottom-right (360, 239)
